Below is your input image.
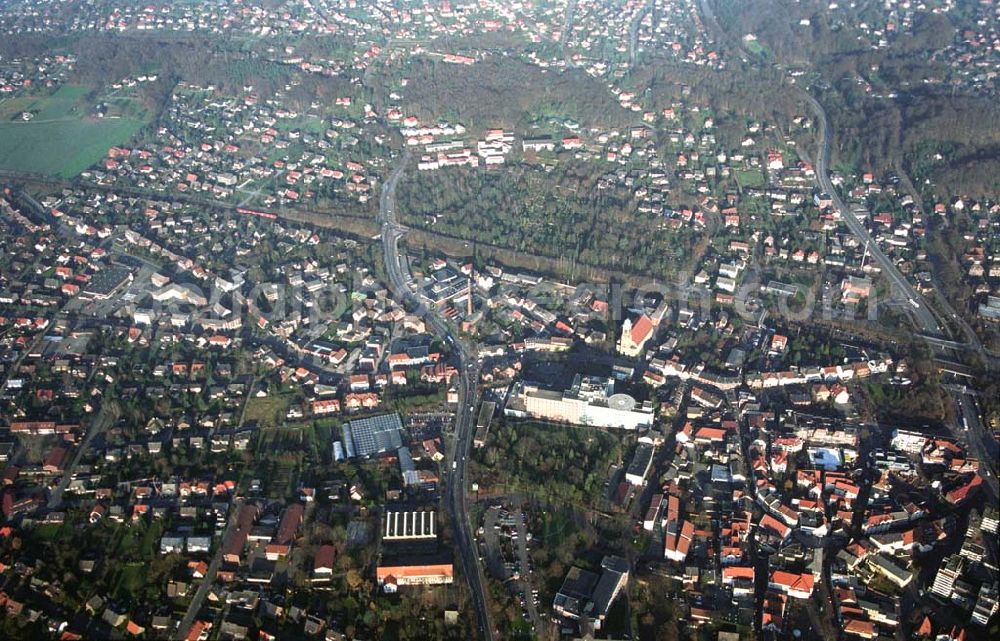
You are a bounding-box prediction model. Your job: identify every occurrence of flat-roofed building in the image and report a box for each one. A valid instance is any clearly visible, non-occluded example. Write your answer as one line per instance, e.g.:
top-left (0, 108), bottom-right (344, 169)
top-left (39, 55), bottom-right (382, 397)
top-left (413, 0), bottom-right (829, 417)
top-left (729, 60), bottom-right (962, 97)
top-left (341, 413), bottom-right (403, 458)
top-left (377, 505), bottom-right (451, 592)
top-left (508, 375), bottom-right (653, 430)
top-left (473, 401), bottom-right (495, 448)
top-left (383, 510), bottom-right (436, 541)
top-left (81, 265), bottom-right (133, 300)
top-left (625, 444), bottom-right (655, 486)
top-left (553, 556), bottom-right (629, 630)
top-left (554, 566), bottom-right (597, 621)
top-left (891, 429), bottom-right (928, 454)
top-left (931, 555), bottom-right (963, 599)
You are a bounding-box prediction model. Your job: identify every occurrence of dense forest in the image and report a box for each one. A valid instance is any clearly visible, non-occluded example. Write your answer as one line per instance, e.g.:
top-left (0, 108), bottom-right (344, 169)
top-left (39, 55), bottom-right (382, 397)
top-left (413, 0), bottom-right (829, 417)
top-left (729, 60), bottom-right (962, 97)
top-left (823, 87), bottom-right (1000, 196)
top-left (397, 161), bottom-right (703, 279)
top-left (399, 56), bottom-right (635, 131)
top-left (711, 0), bottom-right (955, 66)
top-left (633, 60), bottom-right (800, 122)
top-left (3, 32), bottom-right (363, 117)
top-left (710, 0), bottom-right (1000, 196)
top-left (473, 420), bottom-right (624, 507)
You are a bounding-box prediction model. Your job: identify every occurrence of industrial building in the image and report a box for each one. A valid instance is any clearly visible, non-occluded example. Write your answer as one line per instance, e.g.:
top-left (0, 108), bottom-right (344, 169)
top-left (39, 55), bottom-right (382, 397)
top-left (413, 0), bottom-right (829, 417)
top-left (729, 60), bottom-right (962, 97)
top-left (377, 508), bottom-right (453, 593)
top-left (552, 555), bottom-right (630, 630)
top-left (340, 413), bottom-right (404, 458)
top-left (383, 510), bottom-right (437, 541)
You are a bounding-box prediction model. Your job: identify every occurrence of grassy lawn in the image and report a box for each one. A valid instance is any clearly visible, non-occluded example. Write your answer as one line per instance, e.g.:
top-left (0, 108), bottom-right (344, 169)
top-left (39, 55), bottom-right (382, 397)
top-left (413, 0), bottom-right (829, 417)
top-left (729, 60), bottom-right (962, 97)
top-left (262, 455), bottom-right (301, 500)
top-left (0, 118), bottom-right (145, 176)
top-left (508, 620), bottom-right (534, 640)
top-left (252, 427), bottom-right (307, 498)
top-left (276, 114), bottom-right (327, 135)
top-left (744, 38), bottom-right (771, 59)
top-left (537, 508), bottom-right (578, 544)
top-left (114, 562), bottom-right (148, 600)
top-left (736, 168), bottom-right (765, 188)
top-left (0, 96), bottom-right (39, 121)
top-left (115, 519), bottom-right (162, 559)
top-left (0, 85), bottom-right (146, 177)
top-left (243, 394), bottom-right (294, 427)
top-left (34, 522), bottom-right (70, 542)
top-left (385, 387), bottom-right (446, 413)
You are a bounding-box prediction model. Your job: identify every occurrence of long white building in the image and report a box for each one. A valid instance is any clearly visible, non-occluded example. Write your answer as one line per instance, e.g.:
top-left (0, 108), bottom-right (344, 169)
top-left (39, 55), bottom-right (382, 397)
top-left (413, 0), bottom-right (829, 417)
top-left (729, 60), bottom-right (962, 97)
top-left (507, 375), bottom-right (653, 430)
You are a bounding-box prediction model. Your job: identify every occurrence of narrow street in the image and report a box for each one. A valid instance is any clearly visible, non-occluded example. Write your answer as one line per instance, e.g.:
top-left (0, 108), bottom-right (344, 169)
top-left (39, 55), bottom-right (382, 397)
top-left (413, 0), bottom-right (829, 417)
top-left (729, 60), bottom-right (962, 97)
top-left (175, 498), bottom-right (244, 641)
top-left (48, 400), bottom-right (118, 510)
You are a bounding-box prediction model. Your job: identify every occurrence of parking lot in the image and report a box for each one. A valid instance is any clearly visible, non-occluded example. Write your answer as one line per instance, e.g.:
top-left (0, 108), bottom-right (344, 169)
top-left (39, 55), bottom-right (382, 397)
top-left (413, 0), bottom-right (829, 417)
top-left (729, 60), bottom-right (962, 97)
top-left (479, 501), bottom-right (543, 635)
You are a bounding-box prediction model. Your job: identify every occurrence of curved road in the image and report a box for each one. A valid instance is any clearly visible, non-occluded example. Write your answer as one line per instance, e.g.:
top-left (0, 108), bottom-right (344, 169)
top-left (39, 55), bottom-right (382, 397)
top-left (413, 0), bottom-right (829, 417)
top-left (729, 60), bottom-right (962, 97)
top-left (804, 92), bottom-right (941, 335)
top-left (697, 0), bottom-right (998, 521)
top-left (804, 91), bottom-right (1000, 385)
top-left (378, 152), bottom-right (495, 641)
top-left (698, 0), bottom-right (935, 336)
top-left (799, 43), bottom-right (999, 501)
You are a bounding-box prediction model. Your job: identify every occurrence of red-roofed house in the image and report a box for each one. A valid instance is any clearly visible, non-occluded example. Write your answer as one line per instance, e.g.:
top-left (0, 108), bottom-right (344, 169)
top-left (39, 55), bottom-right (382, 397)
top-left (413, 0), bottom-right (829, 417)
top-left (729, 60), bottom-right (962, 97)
top-left (618, 315), bottom-right (654, 357)
top-left (664, 520), bottom-right (694, 562)
top-left (313, 544), bottom-right (336, 578)
top-left (945, 474), bottom-right (982, 504)
top-left (722, 566), bottom-right (755, 596)
top-left (769, 570), bottom-right (814, 599)
top-left (844, 618), bottom-right (877, 639)
top-left (759, 514), bottom-right (791, 542)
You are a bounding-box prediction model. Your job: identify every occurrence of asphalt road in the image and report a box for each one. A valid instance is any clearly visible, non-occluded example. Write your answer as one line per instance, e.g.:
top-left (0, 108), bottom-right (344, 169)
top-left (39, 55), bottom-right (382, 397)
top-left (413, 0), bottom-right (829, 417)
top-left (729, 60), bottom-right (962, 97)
top-left (804, 94), bottom-right (1000, 498)
top-left (378, 152), bottom-right (495, 641)
top-left (627, 1), bottom-right (649, 68)
top-left (698, 0), bottom-right (984, 361)
top-left (48, 401), bottom-right (116, 509)
top-left (803, 93), bottom-right (941, 335)
top-left (5, 158), bottom-right (500, 637)
top-left (695, 0), bottom-right (1000, 605)
top-left (175, 499), bottom-right (244, 641)
top-left (954, 392), bottom-right (999, 502)
top-left (511, 506), bottom-right (543, 632)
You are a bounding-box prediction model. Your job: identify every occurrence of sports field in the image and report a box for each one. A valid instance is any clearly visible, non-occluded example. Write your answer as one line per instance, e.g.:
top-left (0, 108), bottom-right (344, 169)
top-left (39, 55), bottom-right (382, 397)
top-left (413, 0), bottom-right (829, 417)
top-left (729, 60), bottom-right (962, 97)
top-left (0, 85), bottom-right (147, 177)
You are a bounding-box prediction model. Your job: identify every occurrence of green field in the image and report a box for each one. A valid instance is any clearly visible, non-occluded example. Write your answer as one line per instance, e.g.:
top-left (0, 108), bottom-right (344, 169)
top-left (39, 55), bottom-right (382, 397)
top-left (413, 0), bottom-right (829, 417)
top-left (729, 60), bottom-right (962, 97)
top-left (736, 168), bottom-right (766, 188)
top-left (243, 394), bottom-right (294, 427)
top-left (0, 85), bottom-right (146, 177)
top-left (276, 114), bottom-right (327, 135)
top-left (744, 38), bottom-right (772, 59)
top-left (0, 85), bottom-right (88, 123)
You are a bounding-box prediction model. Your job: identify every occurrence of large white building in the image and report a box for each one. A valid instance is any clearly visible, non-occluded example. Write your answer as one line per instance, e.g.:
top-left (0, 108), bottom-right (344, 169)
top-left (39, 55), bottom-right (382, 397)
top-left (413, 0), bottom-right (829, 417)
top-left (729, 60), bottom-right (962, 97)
top-left (891, 429), bottom-right (928, 454)
top-left (931, 555), bottom-right (963, 599)
top-left (507, 375), bottom-right (653, 430)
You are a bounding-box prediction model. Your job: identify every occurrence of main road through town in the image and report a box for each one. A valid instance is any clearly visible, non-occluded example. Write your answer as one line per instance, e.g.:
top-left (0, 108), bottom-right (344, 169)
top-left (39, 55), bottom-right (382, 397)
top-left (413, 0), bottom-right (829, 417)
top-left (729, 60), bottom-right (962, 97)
top-left (378, 151), bottom-right (495, 641)
top-left (698, 0), bottom-right (998, 511)
top-left (802, 63), bottom-right (1000, 497)
top-left (804, 93), bottom-right (942, 335)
